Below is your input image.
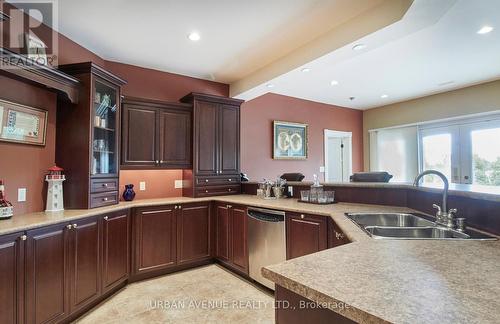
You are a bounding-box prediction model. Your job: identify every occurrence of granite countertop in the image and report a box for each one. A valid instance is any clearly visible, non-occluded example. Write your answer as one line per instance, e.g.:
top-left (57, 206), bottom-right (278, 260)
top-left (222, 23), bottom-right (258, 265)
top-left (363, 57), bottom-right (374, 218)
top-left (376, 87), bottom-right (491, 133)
top-left (2, 194), bottom-right (499, 323)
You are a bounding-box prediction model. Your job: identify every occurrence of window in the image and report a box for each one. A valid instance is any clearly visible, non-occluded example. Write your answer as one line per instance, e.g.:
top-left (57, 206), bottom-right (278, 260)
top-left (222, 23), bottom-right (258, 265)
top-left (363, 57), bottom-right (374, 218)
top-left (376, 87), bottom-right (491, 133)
top-left (369, 114), bottom-right (500, 187)
top-left (419, 116), bottom-right (500, 186)
top-left (370, 126), bottom-right (418, 182)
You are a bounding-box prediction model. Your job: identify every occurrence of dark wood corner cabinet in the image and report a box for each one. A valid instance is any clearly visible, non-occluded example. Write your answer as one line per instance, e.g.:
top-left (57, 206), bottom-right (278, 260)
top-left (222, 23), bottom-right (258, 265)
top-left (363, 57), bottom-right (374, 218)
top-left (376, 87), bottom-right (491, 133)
top-left (181, 93), bottom-right (244, 197)
top-left (121, 97), bottom-right (192, 169)
top-left (56, 62), bottom-right (126, 209)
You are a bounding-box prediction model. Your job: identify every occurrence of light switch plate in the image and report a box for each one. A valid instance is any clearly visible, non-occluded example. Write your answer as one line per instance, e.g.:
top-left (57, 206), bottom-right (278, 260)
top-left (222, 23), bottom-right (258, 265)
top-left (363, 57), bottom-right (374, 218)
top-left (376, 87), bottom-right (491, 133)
top-left (139, 181), bottom-right (146, 191)
top-left (319, 166), bottom-right (325, 172)
top-left (18, 188), bottom-right (26, 202)
top-left (174, 180), bottom-right (183, 189)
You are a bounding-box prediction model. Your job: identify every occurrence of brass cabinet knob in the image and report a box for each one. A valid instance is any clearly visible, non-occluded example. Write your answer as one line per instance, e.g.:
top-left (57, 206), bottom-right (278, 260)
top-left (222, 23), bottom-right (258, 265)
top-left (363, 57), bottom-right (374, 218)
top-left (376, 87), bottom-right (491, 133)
top-left (205, 179), bottom-right (209, 182)
top-left (228, 179), bottom-right (232, 182)
top-left (20, 235), bottom-right (27, 241)
top-left (205, 190), bottom-right (209, 193)
top-left (228, 188), bottom-right (232, 192)
top-left (103, 216), bottom-right (109, 221)
top-left (174, 206), bottom-right (178, 209)
top-left (73, 224), bottom-right (78, 229)
top-left (300, 214), bottom-right (305, 219)
top-left (178, 205), bottom-right (182, 209)
top-left (67, 224), bottom-right (73, 230)
top-left (103, 197), bottom-right (108, 202)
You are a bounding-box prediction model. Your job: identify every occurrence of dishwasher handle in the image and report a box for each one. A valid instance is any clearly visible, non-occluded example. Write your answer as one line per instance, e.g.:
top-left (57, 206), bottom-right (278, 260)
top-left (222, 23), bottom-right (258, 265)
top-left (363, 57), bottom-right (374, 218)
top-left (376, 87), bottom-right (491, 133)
top-left (247, 208), bottom-right (285, 222)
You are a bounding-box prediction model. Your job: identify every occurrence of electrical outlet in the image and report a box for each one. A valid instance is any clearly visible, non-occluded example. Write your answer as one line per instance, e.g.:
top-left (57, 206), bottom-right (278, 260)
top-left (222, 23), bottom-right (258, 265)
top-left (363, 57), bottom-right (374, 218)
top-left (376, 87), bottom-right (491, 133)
top-left (174, 180), bottom-right (183, 189)
top-left (18, 188), bottom-right (26, 202)
top-left (139, 181), bottom-right (146, 191)
top-left (319, 166), bottom-right (325, 172)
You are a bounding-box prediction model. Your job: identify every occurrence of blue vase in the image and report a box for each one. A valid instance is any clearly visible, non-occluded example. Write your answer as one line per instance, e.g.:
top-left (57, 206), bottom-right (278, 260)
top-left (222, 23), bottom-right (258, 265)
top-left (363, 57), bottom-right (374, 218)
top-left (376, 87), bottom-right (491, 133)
top-left (122, 184), bottom-right (136, 201)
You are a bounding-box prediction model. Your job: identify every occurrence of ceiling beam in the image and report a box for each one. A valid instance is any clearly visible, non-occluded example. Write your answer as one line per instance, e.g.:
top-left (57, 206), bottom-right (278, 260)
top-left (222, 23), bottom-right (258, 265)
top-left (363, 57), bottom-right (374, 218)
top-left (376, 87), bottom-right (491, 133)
top-left (230, 0), bottom-right (413, 98)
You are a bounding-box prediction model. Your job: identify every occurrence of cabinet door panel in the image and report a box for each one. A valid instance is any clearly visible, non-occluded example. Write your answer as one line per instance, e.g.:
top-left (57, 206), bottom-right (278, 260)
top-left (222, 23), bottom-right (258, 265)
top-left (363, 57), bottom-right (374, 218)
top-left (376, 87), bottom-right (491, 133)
top-left (102, 212), bottom-right (130, 293)
top-left (219, 105), bottom-right (240, 175)
top-left (0, 232), bottom-right (24, 324)
top-left (134, 207), bottom-right (176, 274)
top-left (122, 105), bottom-right (158, 166)
top-left (231, 206), bottom-right (248, 273)
top-left (177, 203), bottom-right (210, 264)
top-left (286, 213), bottom-right (327, 260)
top-left (216, 204), bottom-right (231, 261)
top-left (26, 224), bottom-right (69, 324)
top-left (195, 101), bottom-right (218, 175)
top-left (160, 109), bottom-right (192, 168)
top-left (69, 217), bottom-right (101, 313)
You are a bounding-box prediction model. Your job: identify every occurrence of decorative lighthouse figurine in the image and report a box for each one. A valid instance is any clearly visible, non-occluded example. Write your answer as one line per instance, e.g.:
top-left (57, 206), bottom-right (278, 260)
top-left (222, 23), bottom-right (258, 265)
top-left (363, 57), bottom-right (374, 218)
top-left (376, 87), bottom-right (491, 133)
top-left (45, 166), bottom-right (66, 212)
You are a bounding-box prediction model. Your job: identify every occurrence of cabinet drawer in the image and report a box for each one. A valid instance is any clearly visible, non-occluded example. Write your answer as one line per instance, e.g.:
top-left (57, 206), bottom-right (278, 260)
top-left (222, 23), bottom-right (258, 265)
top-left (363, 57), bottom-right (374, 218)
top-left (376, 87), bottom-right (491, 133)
top-left (195, 185), bottom-right (241, 197)
top-left (195, 176), bottom-right (240, 187)
top-left (90, 178), bottom-right (119, 193)
top-left (90, 191), bottom-right (118, 208)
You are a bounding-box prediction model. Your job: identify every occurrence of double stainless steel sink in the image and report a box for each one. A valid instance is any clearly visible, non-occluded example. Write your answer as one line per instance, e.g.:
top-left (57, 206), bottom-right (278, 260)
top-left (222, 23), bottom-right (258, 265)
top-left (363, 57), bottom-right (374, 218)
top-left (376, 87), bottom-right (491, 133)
top-left (346, 213), bottom-right (496, 240)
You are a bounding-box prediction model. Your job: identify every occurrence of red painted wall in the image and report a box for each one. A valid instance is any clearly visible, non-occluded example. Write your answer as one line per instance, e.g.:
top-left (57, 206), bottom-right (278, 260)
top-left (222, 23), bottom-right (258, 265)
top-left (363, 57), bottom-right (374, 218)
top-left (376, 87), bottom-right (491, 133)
top-left (240, 93), bottom-right (363, 182)
top-left (105, 61), bottom-right (228, 102)
top-left (0, 75), bottom-right (57, 214)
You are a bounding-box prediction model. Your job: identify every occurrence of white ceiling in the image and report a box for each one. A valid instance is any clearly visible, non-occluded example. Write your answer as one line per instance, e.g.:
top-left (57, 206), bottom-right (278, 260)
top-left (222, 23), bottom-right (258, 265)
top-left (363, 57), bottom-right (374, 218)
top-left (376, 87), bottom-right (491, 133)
top-left (237, 0), bottom-right (500, 109)
top-left (52, 0), bottom-right (379, 83)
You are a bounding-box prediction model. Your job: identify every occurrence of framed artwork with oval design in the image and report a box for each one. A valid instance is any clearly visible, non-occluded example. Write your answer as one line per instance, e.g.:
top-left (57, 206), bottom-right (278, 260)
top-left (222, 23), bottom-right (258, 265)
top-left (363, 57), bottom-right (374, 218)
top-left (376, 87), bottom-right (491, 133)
top-left (273, 120), bottom-right (308, 159)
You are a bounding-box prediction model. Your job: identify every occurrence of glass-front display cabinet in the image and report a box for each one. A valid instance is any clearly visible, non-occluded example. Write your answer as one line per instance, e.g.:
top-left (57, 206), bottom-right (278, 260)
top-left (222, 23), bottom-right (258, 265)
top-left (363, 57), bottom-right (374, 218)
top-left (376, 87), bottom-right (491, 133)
top-left (57, 62), bottom-right (126, 209)
top-left (92, 80), bottom-right (118, 176)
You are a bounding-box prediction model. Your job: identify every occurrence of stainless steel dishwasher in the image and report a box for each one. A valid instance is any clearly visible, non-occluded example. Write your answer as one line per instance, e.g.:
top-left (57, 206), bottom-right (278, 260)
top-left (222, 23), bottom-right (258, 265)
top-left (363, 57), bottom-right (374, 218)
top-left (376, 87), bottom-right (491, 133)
top-left (247, 207), bottom-right (286, 289)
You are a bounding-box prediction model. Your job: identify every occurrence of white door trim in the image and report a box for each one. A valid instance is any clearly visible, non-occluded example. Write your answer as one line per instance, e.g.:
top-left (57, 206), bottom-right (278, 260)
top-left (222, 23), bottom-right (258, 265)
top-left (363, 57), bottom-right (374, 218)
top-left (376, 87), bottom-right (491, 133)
top-left (324, 129), bottom-right (353, 182)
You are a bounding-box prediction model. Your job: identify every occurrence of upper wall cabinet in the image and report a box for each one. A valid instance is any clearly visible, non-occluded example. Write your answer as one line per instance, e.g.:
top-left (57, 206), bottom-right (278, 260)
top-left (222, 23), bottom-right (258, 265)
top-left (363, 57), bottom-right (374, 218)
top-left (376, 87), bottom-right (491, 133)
top-left (181, 93), bottom-right (243, 197)
top-left (121, 97), bottom-right (192, 169)
top-left (57, 62), bottom-right (126, 209)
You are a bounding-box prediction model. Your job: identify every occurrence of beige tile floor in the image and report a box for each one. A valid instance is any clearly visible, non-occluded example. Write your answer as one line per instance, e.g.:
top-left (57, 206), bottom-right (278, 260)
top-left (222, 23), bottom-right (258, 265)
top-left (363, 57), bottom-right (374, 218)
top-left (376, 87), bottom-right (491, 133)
top-left (75, 264), bottom-right (275, 324)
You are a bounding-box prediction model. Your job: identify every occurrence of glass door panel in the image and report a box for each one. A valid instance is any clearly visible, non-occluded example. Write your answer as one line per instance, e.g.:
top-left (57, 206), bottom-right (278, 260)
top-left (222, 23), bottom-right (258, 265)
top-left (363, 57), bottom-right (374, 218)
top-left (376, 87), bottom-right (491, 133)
top-left (419, 126), bottom-right (459, 185)
top-left (92, 80), bottom-right (117, 176)
top-left (470, 126), bottom-right (500, 186)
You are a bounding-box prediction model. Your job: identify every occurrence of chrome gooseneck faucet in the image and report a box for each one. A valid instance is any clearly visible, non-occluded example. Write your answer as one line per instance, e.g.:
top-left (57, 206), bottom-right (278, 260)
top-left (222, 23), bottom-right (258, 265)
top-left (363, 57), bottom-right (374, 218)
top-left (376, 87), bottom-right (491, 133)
top-left (413, 170), bottom-right (458, 229)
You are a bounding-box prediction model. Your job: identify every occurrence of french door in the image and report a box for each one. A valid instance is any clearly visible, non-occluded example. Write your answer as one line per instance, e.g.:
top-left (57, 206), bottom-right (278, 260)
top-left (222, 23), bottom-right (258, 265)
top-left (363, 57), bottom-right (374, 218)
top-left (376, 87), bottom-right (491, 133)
top-left (419, 117), bottom-right (500, 186)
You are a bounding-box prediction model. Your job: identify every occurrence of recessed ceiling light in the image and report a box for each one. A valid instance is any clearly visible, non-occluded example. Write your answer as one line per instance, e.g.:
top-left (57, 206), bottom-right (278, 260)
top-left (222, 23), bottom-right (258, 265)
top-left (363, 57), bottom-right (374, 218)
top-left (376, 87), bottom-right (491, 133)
top-left (352, 44), bottom-right (367, 51)
top-left (477, 26), bottom-right (494, 34)
top-left (266, 83), bottom-right (275, 88)
top-left (330, 80), bottom-right (339, 86)
top-left (301, 68), bottom-right (311, 73)
top-left (188, 32), bottom-right (201, 41)
top-left (381, 94), bottom-right (388, 99)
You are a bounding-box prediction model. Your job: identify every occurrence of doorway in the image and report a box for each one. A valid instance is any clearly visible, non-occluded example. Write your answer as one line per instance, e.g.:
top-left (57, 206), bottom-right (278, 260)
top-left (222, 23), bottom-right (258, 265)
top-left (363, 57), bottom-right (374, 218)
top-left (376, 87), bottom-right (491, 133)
top-left (324, 129), bottom-right (352, 182)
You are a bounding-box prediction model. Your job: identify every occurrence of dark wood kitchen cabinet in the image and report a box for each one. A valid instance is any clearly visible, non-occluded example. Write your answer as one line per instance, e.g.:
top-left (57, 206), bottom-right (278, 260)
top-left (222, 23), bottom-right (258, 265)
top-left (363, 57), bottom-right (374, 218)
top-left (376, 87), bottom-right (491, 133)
top-left (231, 205), bottom-right (248, 273)
top-left (25, 223), bottom-right (70, 324)
top-left (215, 202), bottom-right (248, 274)
top-left (121, 97), bottom-right (192, 169)
top-left (176, 203), bottom-right (211, 265)
top-left (102, 211), bottom-right (130, 294)
top-left (215, 203), bottom-right (231, 262)
top-left (0, 231), bottom-right (25, 324)
top-left (57, 62), bottom-right (126, 209)
top-left (181, 93), bottom-right (244, 197)
top-left (286, 212), bottom-right (328, 260)
top-left (133, 205), bottom-right (177, 275)
top-left (68, 217), bottom-right (101, 314)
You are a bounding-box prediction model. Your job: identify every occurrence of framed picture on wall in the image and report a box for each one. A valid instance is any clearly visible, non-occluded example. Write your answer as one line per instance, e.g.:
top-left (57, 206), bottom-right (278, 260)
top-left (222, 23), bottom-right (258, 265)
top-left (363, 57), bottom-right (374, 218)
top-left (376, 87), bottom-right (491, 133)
top-left (0, 99), bottom-right (48, 146)
top-left (273, 120), bottom-right (308, 159)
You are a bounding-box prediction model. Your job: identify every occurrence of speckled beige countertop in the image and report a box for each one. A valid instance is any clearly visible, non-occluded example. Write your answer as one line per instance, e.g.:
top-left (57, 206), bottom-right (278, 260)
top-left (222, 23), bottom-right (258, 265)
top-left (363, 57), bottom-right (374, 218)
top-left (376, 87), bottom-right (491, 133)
top-left (2, 194), bottom-right (499, 323)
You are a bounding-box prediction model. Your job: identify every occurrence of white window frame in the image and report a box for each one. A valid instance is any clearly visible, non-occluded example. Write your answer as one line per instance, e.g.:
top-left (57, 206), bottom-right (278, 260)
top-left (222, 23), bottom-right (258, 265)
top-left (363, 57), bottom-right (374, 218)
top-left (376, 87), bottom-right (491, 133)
top-left (418, 114), bottom-right (500, 184)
